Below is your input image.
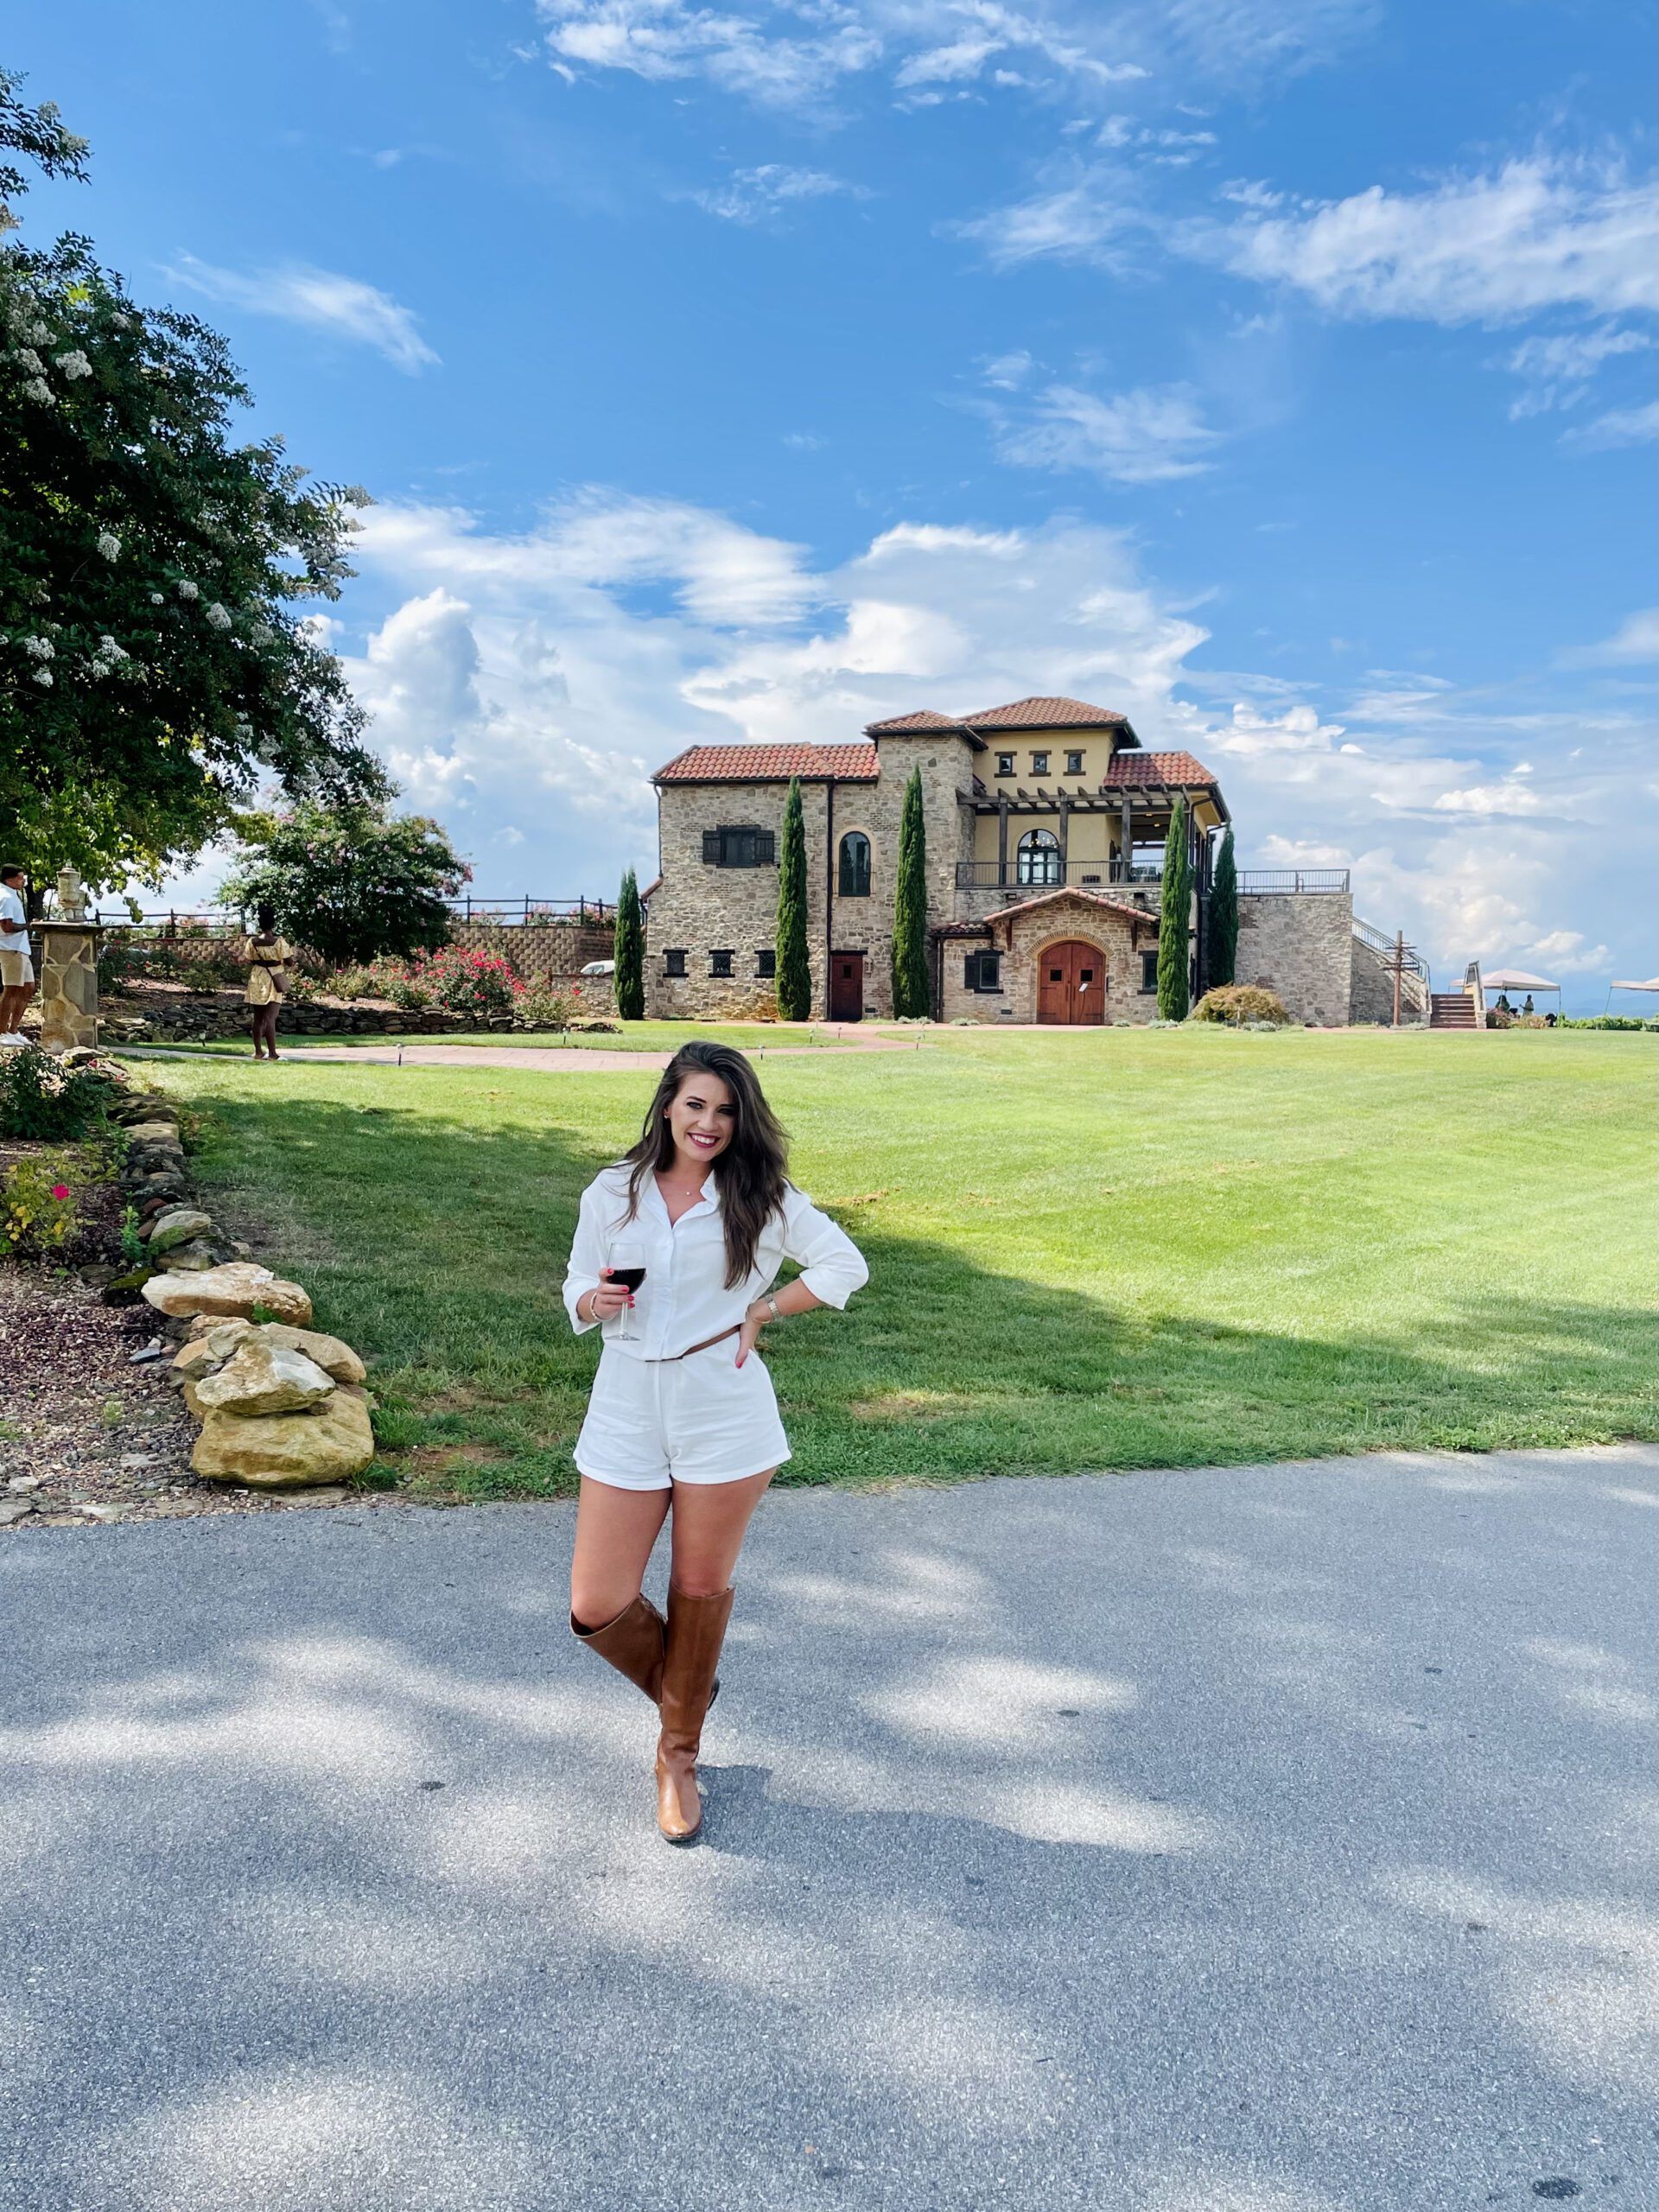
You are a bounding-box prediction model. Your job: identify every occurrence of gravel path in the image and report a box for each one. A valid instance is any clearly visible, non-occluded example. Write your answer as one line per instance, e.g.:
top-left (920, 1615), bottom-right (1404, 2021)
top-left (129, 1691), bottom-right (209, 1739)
top-left (2, 1443), bottom-right (1653, 2212)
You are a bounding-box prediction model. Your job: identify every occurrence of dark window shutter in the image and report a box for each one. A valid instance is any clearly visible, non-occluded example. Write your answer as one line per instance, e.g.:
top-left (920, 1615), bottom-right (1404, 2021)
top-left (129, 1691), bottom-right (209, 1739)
top-left (757, 830), bottom-right (776, 865)
top-left (702, 829), bottom-right (720, 865)
top-left (963, 954), bottom-right (976, 990)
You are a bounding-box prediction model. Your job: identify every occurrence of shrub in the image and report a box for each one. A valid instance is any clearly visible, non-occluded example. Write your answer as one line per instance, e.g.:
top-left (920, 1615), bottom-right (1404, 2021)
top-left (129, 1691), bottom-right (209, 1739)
top-left (514, 982), bottom-right (582, 1030)
top-left (1559, 1015), bottom-right (1657, 1033)
top-left (0, 1048), bottom-right (114, 1141)
top-left (1487, 1007), bottom-right (1512, 1029)
top-left (409, 946), bottom-right (524, 1019)
top-left (1193, 985), bottom-right (1290, 1027)
top-left (3, 1156), bottom-right (79, 1256)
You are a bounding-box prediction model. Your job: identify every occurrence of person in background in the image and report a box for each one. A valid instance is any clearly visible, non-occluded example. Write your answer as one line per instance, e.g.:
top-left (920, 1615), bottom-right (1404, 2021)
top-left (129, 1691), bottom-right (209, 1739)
top-left (245, 904), bottom-right (292, 1061)
top-left (0, 866), bottom-right (35, 1047)
top-left (1521, 994), bottom-right (1535, 1016)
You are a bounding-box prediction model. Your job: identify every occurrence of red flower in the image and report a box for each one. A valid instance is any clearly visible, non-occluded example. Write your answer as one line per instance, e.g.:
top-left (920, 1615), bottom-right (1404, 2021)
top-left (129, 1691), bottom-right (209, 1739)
top-left (50, 1183), bottom-right (70, 1200)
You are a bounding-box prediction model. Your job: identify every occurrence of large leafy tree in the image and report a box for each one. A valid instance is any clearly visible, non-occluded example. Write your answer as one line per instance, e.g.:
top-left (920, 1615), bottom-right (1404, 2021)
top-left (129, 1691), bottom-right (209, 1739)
top-left (1207, 825), bottom-right (1238, 988)
top-left (1156, 798), bottom-right (1192, 1020)
top-left (775, 777), bottom-right (810, 1020)
top-left (891, 766), bottom-right (929, 1018)
top-left (216, 799), bottom-right (467, 969)
top-left (613, 867), bottom-right (645, 1020)
top-left (0, 68), bottom-right (387, 892)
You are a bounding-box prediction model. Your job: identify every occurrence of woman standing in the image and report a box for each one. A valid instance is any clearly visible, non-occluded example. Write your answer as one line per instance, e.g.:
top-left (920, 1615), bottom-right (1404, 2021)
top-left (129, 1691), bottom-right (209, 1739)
top-left (245, 905), bottom-right (292, 1062)
top-left (563, 1039), bottom-right (868, 1843)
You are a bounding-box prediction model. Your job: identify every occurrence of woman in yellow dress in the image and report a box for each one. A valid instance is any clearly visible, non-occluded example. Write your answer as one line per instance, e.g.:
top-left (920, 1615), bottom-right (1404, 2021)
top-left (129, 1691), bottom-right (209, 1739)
top-left (245, 905), bottom-right (292, 1062)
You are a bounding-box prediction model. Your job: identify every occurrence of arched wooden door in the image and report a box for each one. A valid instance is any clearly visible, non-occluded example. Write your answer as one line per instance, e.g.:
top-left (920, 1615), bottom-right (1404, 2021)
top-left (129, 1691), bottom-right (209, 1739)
top-left (1037, 939), bottom-right (1107, 1025)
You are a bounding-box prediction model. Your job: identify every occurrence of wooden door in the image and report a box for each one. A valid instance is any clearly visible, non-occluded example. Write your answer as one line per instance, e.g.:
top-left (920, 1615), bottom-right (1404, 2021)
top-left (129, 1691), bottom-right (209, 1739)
top-left (828, 950), bottom-right (864, 1022)
top-left (1037, 940), bottom-right (1106, 1025)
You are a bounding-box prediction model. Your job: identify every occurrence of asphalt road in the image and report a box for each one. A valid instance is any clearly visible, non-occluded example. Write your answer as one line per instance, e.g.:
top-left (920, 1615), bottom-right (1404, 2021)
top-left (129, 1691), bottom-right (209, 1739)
top-left (2, 1444), bottom-right (1654, 2212)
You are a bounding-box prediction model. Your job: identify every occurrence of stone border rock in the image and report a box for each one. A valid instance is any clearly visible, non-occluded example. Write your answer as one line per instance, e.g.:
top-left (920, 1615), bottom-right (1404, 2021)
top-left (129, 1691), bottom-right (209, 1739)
top-left (105, 1081), bottom-right (378, 1491)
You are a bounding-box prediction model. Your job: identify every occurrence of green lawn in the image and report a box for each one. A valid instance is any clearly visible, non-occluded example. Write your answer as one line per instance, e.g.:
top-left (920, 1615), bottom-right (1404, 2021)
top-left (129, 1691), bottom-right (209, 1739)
top-left (149, 1027), bottom-right (1657, 1498)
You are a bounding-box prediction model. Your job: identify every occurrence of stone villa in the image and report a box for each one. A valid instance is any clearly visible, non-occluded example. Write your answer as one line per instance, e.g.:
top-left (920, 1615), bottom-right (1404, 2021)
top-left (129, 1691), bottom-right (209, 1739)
top-left (642, 697), bottom-right (1409, 1026)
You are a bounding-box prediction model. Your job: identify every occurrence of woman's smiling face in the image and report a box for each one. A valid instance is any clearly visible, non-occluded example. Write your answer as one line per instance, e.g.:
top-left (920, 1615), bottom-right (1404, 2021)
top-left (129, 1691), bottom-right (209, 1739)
top-left (665, 1071), bottom-right (736, 1170)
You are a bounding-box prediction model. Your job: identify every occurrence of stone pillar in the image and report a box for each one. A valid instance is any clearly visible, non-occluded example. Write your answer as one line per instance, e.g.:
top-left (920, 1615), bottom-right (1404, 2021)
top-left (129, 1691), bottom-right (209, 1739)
top-left (35, 924), bottom-right (99, 1052)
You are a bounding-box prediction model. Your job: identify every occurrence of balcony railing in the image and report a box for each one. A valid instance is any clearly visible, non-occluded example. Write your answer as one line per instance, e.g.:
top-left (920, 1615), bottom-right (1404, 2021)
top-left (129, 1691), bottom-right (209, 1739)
top-left (955, 860), bottom-right (1162, 891)
top-left (1235, 869), bottom-right (1350, 894)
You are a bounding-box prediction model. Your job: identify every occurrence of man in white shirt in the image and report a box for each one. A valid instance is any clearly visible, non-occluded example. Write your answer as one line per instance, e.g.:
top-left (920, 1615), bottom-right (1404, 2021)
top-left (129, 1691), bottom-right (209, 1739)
top-left (0, 866), bottom-right (36, 1046)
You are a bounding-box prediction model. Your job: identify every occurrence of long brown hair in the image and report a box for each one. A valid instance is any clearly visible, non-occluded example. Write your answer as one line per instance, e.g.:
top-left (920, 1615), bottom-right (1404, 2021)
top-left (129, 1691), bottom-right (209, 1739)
top-left (620, 1040), bottom-right (789, 1287)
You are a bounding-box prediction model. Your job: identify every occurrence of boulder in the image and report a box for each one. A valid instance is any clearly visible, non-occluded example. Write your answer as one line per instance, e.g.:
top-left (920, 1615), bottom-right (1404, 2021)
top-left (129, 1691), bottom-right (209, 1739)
top-left (160, 1236), bottom-right (238, 1273)
top-left (142, 1263), bottom-right (313, 1325)
top-left (191, 1389), bottom-right (375, 1489)
top-left (124, 1120), bottom-right (181, 1146)
top-left (193, 1338), bottom-right (336, 1417)
top-left (260, 1324), bottom-right (367, 1386)
top-left (168, 1338), bottom-right (222, 1386)
top-left (124, 1171), bottom-right (189, 1202)
top-left (143, 1207), bottom-right (214, 1253)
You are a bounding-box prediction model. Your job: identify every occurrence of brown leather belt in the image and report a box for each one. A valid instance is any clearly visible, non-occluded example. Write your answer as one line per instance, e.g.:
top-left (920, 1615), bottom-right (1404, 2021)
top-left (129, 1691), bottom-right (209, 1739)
top-left (642, 1324), bottom-right (741, 1363)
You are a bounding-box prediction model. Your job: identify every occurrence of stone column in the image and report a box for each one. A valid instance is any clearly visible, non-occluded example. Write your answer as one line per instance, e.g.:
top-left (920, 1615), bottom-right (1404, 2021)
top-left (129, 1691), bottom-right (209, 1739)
top-left (35, 924), bottom-right (99, 1052)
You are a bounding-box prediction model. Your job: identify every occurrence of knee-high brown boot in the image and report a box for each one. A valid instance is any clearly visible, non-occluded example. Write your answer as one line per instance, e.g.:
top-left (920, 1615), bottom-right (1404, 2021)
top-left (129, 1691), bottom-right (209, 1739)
top-left (570, 1594), bottom-right (666, 1704)
top-left (655, 1584), bottom-right (734, 1844)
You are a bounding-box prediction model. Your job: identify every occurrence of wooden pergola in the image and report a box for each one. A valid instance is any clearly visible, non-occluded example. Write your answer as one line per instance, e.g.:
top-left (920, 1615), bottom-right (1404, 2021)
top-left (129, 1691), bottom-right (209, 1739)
top-left (962, 778), bottom-right (1227, 888)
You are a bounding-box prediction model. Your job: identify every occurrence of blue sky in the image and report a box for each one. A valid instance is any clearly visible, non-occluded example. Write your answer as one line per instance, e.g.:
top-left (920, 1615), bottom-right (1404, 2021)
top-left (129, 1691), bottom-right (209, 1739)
top-left (11, 0), bottom-right (1656, 1003)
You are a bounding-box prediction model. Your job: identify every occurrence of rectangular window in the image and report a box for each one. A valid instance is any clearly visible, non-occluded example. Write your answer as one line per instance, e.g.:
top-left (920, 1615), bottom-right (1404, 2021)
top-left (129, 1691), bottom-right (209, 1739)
top-left (755, 948), bottom-right (776, 979)
top-left (1065, 749), bottom-right (1085, 776)
top-left (1030, 750), bottom-right (1049, 776)
top-left (664, 949), bottom-right (688, 978)
top-left (701, 825), bottom-right (776, 868)
top-left (963, 950), bottom-right (1002, 994)
top-left (709, 950), bottom-right (734, 978)
top-left (995, 751), bottom-right (1015, 778)
top-left (1140, 950), bottom-right (1158, 994)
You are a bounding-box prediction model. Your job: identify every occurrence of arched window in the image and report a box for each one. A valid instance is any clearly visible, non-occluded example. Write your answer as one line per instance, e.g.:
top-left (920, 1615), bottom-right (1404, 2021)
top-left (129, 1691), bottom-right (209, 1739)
top-left (1017, 828), bottom-right (1063, 886)
top-left (838, 830), bottom-right (872, 898)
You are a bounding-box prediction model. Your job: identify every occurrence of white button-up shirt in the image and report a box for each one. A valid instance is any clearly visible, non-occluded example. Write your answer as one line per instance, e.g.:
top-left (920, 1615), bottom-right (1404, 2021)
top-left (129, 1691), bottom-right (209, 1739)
top-left (563, 1164), bottom-right (868, 1359)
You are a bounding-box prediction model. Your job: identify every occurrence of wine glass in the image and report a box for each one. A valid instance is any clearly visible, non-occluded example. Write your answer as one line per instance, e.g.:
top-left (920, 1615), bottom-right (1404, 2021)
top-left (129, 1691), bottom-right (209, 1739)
top-left (608, 1240), bottom-right (647, 1341)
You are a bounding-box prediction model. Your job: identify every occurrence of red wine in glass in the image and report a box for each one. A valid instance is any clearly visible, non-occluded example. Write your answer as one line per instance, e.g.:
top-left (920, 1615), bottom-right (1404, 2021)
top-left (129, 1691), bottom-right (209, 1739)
top-left (608, 1242), bottom-right (647, 1340)
top-left (608, 1267), bottom-right (646, 1294)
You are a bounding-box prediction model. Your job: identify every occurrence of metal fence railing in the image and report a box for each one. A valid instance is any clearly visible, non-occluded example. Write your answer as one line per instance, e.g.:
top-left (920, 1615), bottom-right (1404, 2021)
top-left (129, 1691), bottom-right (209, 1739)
top-left (1236, 869), bottom-right (1351, 894)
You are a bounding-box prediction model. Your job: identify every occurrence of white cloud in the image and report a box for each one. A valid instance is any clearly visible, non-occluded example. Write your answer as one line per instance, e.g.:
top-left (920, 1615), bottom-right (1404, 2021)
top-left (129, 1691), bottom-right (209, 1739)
top-left (166, 254), bottom-right (439, 372)
top-left (537, 0), bottom-right (880, 109)
top-left (690, 163), bottom-right (870, 223)
top-left (1560, 399), bottom-right (1659, 451)
top-left (963, 151), bottom-right (1658, 334)
top-left (981, 348), bottom-right (1034, 389)
top-left (991, 381), bottom-right (1222, 484)
top-left (1558, 609), bottom-right (1658, 666)
top-left (1198, 155), bottom-right (1658, 325)
top-left (1503, 322), bottom-right (1651, 416)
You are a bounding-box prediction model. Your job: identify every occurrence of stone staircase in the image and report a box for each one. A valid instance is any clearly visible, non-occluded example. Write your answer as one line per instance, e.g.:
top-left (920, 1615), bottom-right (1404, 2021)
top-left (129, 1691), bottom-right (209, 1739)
top-left (1430, 990), bottom-right (1478, 1030)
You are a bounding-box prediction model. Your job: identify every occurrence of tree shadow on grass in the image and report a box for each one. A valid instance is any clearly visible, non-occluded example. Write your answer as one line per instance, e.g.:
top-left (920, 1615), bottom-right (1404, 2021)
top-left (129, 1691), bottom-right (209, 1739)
top-left (182, 1090), bottom-right (1656, 1498)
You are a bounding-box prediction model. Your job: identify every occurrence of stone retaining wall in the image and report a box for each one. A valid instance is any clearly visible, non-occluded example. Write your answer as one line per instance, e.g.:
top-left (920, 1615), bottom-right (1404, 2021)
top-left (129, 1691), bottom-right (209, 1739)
top-left (1235, 892), bottom-right (1353, 1027)
top-left (449, 918), bottom-right (613, 979)
top-left (1351, 931), bottom-right (1430, 1024)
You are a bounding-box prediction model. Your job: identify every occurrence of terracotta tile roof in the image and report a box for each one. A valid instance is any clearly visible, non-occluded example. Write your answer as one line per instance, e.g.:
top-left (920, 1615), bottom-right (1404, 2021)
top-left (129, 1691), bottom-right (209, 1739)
top-left (963, 696), bottom-right (1135, 734)
top-left (984, 887), bottom-right (1157, 935)
top-left (652, 742), bottom-right (880, 785)
top-left (862, 709), bottom-right (964, 735)
top-left (1101, 749), bottom-right (1217, 788)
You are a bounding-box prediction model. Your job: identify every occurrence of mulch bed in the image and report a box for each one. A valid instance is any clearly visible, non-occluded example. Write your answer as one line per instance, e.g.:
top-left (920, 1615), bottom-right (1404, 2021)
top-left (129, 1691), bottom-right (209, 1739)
top-left (1, 1125), bottom-right (395, 1531)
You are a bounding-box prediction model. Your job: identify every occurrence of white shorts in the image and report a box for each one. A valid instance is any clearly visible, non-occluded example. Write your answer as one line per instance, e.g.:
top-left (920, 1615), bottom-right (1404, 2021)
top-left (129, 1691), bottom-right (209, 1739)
top-left (575, 1339), bottom-right (791, 1491)
top-left (0, 950), bottom-right (33, 987)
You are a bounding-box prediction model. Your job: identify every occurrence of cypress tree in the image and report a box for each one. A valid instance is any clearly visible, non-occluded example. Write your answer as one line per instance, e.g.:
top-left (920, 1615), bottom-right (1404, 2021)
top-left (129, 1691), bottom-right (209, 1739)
top-left (776, 776), bottom-right (811, 1020)
top-left (1207, 826), bottom-right (1238, 988)
top-left (891, 765), bottom-right (930, 1018)
top-left (613, 867), bottom-right (645, 1020)
top-left (1155, 797), bottom-right (1192, 1020)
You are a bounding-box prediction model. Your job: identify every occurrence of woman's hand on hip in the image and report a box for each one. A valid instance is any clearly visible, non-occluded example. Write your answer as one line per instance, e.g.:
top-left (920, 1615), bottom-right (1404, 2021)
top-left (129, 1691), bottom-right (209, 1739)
top-left (735, 1304), bottom-right (768, 1368)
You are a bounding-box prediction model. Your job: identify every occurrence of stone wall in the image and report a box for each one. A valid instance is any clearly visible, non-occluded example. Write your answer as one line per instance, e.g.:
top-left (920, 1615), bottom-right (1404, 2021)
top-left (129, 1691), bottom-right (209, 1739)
top-left (1235, 892), bottom-right (1353, 1026)
top-left (644, 733), bottom-right (979, 1020)
top-left (448, 918), bottom-right (613, 979)
top-left (1350, 931), bottom-right (1429, 1024)
top-left (939, 900), bottom-right (1156, 1025)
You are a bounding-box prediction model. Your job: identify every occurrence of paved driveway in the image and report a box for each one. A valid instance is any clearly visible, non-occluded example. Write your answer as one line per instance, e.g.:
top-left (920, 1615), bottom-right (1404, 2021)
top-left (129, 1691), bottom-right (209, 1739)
top-left (2, 1445), bottom-right (1654, 2212)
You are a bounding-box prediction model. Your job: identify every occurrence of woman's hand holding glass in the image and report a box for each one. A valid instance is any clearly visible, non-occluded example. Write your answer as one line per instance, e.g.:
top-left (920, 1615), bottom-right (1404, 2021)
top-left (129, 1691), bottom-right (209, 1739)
top-left (584, 1270), bottom-right (635, 1326)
